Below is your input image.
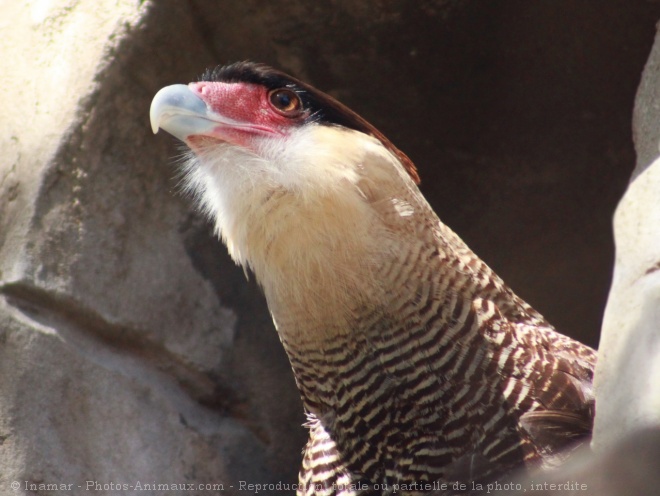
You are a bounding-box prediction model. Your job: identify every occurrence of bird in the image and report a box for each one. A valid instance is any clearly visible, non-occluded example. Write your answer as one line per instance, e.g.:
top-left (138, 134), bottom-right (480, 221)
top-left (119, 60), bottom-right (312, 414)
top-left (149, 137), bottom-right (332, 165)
top-left (150, 62), bottom-right (596, 496)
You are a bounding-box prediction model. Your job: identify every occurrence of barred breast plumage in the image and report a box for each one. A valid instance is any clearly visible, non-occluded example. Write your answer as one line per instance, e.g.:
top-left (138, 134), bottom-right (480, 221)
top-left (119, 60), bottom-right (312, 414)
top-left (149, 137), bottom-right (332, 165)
top-left (280, 178), bottom-right (595, 496)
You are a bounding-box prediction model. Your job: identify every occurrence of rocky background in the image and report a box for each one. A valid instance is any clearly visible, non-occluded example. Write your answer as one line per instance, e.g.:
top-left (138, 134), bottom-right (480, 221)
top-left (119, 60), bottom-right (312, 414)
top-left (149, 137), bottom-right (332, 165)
top-left (1, 0), bottom-right (659, 493)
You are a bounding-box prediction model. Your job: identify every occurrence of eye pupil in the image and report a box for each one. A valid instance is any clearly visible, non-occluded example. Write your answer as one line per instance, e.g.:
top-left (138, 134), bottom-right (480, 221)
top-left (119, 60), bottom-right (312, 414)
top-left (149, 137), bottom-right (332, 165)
top-left (269, 89), bottom-right (301, 114)
top-left (277, 93), bottom-right (291, 107)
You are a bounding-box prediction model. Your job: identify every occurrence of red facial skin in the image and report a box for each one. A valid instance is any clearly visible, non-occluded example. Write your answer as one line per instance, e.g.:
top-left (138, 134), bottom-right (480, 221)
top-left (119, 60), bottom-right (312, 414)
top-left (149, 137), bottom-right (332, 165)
top-left (186, 82), bottom-right (306, 151)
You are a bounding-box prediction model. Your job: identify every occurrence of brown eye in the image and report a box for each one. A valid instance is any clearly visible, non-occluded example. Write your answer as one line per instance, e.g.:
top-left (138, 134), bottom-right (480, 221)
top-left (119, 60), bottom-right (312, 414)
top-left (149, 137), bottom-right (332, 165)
top-left (268, 89), bottom-right (302, 114)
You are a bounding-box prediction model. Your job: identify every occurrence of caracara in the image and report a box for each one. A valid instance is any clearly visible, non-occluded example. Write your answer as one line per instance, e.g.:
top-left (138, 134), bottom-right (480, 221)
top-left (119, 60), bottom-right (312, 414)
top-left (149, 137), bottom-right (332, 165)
top-left (150, 62), bottom-right (596, 496)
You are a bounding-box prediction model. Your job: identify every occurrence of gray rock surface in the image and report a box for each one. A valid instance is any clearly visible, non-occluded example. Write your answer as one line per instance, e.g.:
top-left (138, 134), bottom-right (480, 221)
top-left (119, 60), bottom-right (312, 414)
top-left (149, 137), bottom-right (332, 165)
top-left (1, 0), bottom-right (660, 494)
top-left (633, 21), bottom-right (660, 180)
top-left (0, 1), bottom-right (304, 493)
top-left (506, 427), bottom-right (660, 496)
top-left (593, 23), bottom-right (660, 452)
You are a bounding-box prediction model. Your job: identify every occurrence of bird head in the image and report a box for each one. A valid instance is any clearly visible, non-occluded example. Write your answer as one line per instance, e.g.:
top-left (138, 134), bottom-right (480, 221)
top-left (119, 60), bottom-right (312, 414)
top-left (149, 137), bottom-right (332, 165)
top-left (150, 62), bottom-right (424, 309)
top-left (150, 62), bottom-right (418, 179)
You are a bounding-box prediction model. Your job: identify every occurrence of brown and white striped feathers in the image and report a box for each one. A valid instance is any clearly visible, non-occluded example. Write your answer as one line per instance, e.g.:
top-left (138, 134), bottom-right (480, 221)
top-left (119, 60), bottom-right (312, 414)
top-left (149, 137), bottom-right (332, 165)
top-left (150, 62), bottom-right (596, 495)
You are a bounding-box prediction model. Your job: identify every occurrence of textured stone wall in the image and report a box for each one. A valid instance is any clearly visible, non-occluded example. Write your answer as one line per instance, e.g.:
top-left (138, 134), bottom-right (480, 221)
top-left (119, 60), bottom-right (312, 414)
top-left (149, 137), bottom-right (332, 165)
top-left (0, 1), bottom-right (304, 492)
top-left (1, 0), bottom-right (660, 494)
top-left (593, 23), bottom-right (660, 452)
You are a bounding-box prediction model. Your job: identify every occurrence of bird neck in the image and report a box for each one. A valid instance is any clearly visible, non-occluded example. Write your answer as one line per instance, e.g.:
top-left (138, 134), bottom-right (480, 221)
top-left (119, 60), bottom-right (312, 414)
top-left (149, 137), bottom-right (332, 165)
top-left (252, 187), bottom-right (393, 342)
top-left (246, 187), bottom-right (544, 419)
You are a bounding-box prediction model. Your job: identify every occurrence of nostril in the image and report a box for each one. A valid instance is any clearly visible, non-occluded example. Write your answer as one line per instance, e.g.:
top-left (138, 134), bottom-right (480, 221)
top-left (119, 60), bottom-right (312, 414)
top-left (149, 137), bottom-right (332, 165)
top-left (189, 82), bottom-right (208, 95)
